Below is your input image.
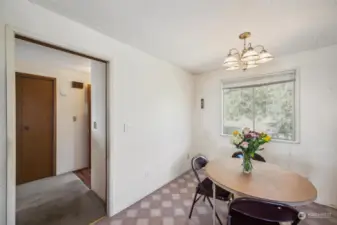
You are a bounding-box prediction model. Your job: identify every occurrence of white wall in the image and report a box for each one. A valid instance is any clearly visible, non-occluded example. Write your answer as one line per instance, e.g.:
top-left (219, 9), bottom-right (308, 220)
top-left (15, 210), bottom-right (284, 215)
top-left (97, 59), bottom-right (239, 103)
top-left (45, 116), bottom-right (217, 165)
top-left (91, 61), bottom-right (106, 201)
top-left (15, 39), bottom-right (91, 175)
top-left (193, 44), bottom-right (337, 207)
top-left (0, 1), bottom-right (6, 224)
top-left (3, 0), bottom-right (194, 219)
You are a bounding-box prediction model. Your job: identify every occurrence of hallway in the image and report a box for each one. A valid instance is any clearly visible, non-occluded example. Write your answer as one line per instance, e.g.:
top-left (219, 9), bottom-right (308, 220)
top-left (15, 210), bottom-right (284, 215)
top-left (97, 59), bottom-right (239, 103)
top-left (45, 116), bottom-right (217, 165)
top-left (16, 173), bottom-right (105, 225)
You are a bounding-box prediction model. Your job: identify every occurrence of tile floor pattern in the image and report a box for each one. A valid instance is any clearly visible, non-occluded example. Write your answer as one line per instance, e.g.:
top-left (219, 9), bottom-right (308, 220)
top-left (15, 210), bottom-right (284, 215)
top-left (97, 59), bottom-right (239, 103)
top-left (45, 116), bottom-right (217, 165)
top-left (96, 171), bottom-right (337, 225)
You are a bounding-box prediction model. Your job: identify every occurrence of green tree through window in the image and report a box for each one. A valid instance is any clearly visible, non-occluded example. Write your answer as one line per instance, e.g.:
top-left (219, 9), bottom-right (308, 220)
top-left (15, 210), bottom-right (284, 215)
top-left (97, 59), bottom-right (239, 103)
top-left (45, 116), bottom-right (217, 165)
top-left (222, 77), bottom-right (295, 141)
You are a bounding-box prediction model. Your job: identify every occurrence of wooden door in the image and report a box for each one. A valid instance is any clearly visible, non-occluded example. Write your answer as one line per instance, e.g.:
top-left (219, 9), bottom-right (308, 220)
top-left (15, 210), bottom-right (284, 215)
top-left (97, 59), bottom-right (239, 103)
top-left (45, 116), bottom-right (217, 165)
top-left (16, 73), bottom-right (56, 185)
top-left (87, 84), bottom-right (91, 168)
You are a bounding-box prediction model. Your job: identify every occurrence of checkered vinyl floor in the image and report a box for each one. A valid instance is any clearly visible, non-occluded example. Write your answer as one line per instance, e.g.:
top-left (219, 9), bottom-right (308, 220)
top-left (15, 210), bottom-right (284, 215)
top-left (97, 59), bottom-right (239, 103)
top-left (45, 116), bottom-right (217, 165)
top-left (96, 171), bottom-right (337, 225)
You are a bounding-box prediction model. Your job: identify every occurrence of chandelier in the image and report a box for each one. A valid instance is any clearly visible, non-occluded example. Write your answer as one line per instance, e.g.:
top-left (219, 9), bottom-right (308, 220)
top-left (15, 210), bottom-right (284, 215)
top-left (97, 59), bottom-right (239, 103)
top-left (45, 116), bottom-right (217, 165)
top-left (223, 32), bottom-right (274, 71)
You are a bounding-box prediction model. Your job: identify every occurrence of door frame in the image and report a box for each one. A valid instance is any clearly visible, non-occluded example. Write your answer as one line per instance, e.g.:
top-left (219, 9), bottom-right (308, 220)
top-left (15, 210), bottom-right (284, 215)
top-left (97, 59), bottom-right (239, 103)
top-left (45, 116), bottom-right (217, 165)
top-left (16, 72), bottom-right (57, 181)
top-left (5, 25), bottom-right (113, 225)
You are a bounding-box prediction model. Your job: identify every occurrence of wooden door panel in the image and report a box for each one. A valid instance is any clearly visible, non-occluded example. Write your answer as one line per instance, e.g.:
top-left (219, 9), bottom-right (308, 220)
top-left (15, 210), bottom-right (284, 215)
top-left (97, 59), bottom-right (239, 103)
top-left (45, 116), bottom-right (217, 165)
top-left (16, 73), bottom-right (55, 185)
top-left (87, 84), bottom-right (91, 168)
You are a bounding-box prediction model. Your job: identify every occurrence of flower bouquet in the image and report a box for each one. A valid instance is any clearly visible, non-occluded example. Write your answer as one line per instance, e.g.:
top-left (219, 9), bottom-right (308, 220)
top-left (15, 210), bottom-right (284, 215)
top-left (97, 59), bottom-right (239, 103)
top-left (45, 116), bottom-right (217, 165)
top-left (231, 127), bottom-right (271, 174)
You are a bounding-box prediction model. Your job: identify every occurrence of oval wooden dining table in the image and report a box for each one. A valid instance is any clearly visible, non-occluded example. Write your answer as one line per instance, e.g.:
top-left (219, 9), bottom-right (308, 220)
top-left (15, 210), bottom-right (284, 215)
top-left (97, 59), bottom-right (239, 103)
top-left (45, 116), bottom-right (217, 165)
top-left (205, 158), bottom-right (317, 225)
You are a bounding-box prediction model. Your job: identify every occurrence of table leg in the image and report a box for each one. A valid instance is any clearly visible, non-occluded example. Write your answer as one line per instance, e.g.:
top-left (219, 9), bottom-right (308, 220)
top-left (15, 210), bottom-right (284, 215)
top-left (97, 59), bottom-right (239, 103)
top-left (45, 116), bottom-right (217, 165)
top-left (213, 182), bottom-right (216, 225)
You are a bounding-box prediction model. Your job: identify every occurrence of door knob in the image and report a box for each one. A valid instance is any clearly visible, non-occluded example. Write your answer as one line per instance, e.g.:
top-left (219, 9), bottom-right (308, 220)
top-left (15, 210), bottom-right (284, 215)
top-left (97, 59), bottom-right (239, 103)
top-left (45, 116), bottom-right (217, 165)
top-left (24, 126), bottom-right (29, 131)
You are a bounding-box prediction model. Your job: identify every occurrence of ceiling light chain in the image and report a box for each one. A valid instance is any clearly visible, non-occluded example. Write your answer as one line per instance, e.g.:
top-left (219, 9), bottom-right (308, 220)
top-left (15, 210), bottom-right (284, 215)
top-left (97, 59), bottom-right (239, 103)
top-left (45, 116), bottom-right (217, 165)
top-left (223, 32), bottom-right (274, 71)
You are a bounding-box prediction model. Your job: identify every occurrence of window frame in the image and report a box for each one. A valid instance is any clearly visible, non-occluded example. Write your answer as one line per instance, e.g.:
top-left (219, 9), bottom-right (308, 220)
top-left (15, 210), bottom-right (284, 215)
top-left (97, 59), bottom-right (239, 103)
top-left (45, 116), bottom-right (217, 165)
top-left (220, 69), bottom-right (300, 144)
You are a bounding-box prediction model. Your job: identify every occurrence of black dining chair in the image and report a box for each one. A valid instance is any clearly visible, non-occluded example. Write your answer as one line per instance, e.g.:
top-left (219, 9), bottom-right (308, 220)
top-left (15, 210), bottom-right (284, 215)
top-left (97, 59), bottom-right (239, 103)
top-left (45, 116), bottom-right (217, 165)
top-left (189, 155), bottom-right (232, 225)
top-left (232, 151), bottom-right (266, 162)
top-left (227, 198), bottom-right (302, 225)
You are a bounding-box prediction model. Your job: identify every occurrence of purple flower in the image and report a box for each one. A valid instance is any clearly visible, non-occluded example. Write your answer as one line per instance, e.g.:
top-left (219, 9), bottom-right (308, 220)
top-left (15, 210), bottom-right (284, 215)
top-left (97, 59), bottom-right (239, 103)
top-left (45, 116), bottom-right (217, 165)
top-left (250, 133), bottom-right (257, 138)
top-left (244, 134), bottom-right (252, 139)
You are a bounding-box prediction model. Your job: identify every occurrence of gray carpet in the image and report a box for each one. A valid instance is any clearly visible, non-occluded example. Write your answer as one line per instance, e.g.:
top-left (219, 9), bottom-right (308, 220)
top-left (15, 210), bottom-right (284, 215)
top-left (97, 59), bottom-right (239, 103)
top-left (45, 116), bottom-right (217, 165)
top-left (16, 172), bottom-right (106, 225)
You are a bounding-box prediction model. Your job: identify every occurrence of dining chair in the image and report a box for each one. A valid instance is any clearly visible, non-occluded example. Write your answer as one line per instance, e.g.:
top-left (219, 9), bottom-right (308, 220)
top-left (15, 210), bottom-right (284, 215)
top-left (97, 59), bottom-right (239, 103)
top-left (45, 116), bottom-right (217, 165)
top-left (189, 155), bottom-right (232, 225)
top-left (227, 198), bottom-right (302, 225)
top-left (232, 151), bottom-right (266, 162)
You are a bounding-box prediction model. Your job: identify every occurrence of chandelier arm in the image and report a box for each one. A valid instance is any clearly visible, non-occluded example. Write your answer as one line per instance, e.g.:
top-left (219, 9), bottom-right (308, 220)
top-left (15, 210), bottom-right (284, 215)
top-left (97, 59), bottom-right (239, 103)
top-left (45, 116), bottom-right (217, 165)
top-left (253, 45), bottom-right (265, 52)
top-left (228, 48), bottom-right (240, 56)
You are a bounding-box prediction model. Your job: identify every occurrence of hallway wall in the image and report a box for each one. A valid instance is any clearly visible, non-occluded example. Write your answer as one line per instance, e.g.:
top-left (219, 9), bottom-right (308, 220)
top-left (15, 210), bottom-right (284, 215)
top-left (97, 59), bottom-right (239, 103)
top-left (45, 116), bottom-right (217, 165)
top-left (15, 39), bottom-right (91, 175)
top-left (0, 0), bottom-right (6, 223)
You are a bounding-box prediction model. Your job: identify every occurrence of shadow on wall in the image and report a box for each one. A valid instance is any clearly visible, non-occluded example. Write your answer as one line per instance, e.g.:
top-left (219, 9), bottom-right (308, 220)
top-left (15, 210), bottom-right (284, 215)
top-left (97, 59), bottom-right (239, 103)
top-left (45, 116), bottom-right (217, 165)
top-left (170, 147), bottom-right (193, 176)
top-left (193, 129), bottom-right (236, 160)
top-left (262, 146), bottom-right (314, 178)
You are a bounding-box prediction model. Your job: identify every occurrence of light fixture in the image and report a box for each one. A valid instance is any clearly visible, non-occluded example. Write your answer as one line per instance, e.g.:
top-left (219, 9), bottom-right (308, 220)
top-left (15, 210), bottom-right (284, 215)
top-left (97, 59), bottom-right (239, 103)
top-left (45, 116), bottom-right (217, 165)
top-left (241, 44), bottom-right (259, 62)
top-left (226, 65), bottom-right (240, 71)
top-left (223, 54), bottom-right (239, 66)
top-left (223, 32), bottom-right (274, 71)
top-left (256, 49), bottom-right (273, 63)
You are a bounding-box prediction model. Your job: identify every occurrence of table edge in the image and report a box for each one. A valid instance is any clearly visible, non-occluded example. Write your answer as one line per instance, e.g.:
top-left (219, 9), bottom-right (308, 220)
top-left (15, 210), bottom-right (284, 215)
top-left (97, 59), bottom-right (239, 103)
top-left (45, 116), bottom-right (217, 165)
top-left (205, 170), bottom-right (317, 206)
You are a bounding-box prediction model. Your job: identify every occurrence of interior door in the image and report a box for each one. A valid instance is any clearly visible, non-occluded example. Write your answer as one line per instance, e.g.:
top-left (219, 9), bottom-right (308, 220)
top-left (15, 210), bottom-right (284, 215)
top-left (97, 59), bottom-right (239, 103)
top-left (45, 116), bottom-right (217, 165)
top-left (16, 73), bottom-right (56, 185)
top-left (87, 84), bottom-right (91, 169)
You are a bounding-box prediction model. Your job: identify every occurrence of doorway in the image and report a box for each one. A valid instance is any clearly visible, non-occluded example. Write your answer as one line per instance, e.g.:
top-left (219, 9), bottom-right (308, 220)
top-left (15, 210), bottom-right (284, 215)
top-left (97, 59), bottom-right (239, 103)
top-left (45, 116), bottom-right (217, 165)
top-left (6, 29), bottom-right (110, 225)
top-left (16, 73), bottom-right (56, 185)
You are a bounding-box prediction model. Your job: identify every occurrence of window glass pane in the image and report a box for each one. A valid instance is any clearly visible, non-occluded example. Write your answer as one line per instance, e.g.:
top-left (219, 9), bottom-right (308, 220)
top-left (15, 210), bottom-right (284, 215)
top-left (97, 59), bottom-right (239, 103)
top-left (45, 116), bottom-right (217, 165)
top-left (223, 88), bottom-right (254, 134)
top-left (254, 82), bottom-right (295, 141)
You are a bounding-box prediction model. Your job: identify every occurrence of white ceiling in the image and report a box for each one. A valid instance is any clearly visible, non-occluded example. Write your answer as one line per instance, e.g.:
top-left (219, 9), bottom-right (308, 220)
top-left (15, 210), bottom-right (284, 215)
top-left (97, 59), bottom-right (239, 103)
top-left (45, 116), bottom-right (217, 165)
top-left (30, 0), bottom-right (337, 74)
top-left (16, 39), bottom-right (91, 73)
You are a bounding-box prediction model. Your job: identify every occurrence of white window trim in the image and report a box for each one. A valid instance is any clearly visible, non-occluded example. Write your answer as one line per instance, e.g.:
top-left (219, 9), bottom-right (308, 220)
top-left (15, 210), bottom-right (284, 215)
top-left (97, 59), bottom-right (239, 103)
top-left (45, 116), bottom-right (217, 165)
top-left (220, 69), bottom-right (301, 144)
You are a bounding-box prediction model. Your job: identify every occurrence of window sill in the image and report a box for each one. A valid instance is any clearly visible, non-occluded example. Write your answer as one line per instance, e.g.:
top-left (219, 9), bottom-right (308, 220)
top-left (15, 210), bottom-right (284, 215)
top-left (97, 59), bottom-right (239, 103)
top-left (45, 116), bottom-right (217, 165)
top-left (220, 133), bottom-right (300, 144)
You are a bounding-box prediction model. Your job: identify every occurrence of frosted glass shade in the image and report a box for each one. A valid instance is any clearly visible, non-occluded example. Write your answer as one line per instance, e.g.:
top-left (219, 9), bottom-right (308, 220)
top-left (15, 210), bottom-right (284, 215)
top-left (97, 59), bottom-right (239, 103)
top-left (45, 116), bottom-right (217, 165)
top-left (224, 55), bottom-right (239, 67)
top-left (241, 48), bottom-right (259, 62)
top-left (226, 65), bottom-right (240, 70)
top-left (246, 63), bottom-right (258, 69)
top-left (257, 50), bottom-right (274, 64)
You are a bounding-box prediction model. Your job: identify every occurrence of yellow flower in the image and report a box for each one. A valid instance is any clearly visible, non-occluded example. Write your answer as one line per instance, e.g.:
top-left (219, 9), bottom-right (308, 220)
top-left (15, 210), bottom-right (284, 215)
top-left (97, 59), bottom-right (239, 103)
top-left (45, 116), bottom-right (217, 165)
top-left (263, 135), bottom-right (271, 142)
top-left (232, 130), bottom-right (239, 136)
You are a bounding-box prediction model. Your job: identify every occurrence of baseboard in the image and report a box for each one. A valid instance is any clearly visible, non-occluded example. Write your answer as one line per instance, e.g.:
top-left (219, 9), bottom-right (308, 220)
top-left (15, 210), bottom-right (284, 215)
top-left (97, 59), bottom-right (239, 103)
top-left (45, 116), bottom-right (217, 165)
top-left (89, 216), bottom-right (105, 225)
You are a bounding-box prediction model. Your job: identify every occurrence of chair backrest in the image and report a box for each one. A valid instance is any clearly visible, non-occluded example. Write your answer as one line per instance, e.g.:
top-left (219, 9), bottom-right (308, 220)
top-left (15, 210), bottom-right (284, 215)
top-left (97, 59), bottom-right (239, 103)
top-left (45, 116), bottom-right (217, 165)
top-left (253, 153), bottom-right (266, 162)
top-left (232, 151), bottom-right (244, 159)
top-left (191, 155), bottom-right (208, 184)
top-left (228, 198), bottom-right (301, 225)
top-left (232, 151), bottom-right (266, 162)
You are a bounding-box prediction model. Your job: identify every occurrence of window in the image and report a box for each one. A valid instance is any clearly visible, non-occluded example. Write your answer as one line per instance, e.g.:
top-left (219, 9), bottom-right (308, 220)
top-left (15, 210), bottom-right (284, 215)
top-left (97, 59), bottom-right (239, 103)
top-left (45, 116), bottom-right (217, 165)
top-left (222, 70), bottom-right (297, 142)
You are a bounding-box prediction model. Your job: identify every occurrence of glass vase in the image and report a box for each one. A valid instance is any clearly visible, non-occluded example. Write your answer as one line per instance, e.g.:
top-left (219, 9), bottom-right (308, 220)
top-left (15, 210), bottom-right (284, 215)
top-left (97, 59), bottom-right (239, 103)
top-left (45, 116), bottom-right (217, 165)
top-left (242, 152), bottom-right (253, 174)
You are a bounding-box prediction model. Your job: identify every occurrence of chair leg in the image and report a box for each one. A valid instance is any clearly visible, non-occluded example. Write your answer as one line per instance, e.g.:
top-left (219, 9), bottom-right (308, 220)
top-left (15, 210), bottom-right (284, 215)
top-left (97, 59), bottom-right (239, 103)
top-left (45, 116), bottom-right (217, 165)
top-left (227, 193), bottom-right (234, 207)
top-left (227, 215), bottom-right (231, 225)
top-left (206, 196), bottom-right (223, 225)
top-left (189, 192), bottom-right (199, 219)
top-left (203, 196), bottom-right (206, 202)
